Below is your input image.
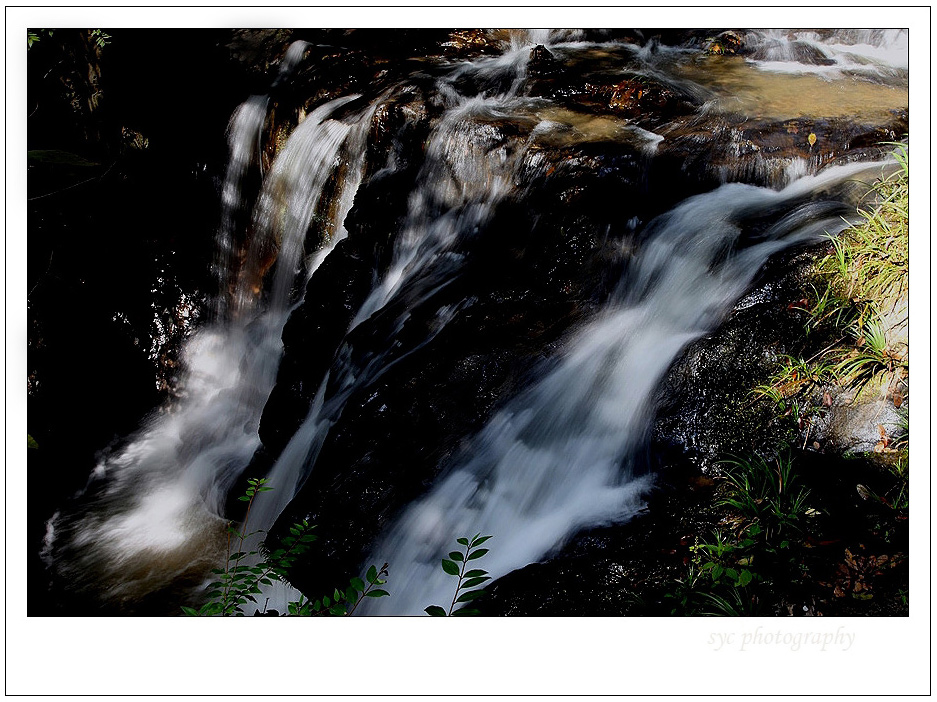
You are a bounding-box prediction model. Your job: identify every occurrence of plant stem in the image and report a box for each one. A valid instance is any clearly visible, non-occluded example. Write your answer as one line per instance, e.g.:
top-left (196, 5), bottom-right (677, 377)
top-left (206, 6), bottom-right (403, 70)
top-left (224, 489), bottom-right (256, 614)
top-left (447, 543), bottom-right (470, 615)
top-left (347, 563), bottom-right (389, 616)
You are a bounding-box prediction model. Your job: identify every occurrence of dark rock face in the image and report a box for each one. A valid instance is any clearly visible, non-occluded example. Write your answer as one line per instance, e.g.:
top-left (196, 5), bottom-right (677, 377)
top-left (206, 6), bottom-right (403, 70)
top-left (656, 111), bottom-right (909, 188)
top-left (528, 44), bottom-right (560, 75)
top-left (257, 88), bottom-right (434, 455)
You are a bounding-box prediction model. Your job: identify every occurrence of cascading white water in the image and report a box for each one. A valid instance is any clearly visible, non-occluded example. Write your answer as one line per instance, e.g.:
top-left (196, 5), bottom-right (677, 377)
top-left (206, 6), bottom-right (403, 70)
top-left (245, 40), bottom-right (554, 612)
top-left (360, 159), bottom-right (889, 614)
top-left (43, 59), bottom-right (376, 609)
top-left (746, 29), bottom-right (909, 78)
top-left (214, 40), bottom-right (312, 319)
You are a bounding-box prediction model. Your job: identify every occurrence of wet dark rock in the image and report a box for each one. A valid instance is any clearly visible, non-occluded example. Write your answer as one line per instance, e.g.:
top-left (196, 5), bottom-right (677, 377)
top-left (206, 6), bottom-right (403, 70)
top-left (365, 84), bottom-right (434, 178)
top-left (441, 29), bottom-right (503, 58)
top-left (529, 71), bottom-right (700, 131)
top-left (656, 111), bottom-right (908, 187)
top-left (223, 29), bottom-right (297, 89)
top-left (651, 253), bottom-right (821, 470)
top-left (477, 458), bottom-right (721, 615)
top-left (258, 106), bottom-right (431, 454)
top-left (528, 44), bottom-right (560, 75)
top-left (705, 30), bottom-right (747, 56)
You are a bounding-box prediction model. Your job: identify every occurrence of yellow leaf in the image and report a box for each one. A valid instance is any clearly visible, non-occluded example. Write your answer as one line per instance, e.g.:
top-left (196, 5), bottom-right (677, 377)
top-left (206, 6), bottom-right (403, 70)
top-left (807, 133), bottom-right (817, 147)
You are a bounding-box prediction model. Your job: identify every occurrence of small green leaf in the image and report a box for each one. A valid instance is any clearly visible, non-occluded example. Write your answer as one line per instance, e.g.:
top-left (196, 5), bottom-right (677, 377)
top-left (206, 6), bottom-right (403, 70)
top-left (452, 608), bottom-right (481, 616)
top-left (424, 605), bottom-right (447, 616)
top-left (180, 606), bottom-right (199, 616)
top-left (725, 568), bottom-right (739, 581)
top-left (456, 538), bottom-right (469, 546)
top-left (237, 495), bottom-right (251, 502)
top-left (470, 535), bottom-right (493, 547)
top-left (346, 586), bottom-right (357, 602)
top-left (466, 548), bottom-right (489, 560)
top-left (463, 569), bottom-right (487, 578)
top-left (365, 589), bottom-right (390, 598)
top-left (330, 603), bottom-right (347, 616)
top-left (456, 589), bottom-right (485, 603)
top-left (712, 564), bottom-right (724, 581)
top-left (441, 559), bottom-right (460, 575)
top-left (350, 577), bottom-right (365, 592)
top-left (460, 576), bottom-right (490, 589)
top-left (736, 570), bottom-right (753, 587)
top-left (449, 551), bottom-right (464, 562)
top-left (323, 596), bottom-right (331, 608)
top-left (366, 565), bottom-right (378, 583)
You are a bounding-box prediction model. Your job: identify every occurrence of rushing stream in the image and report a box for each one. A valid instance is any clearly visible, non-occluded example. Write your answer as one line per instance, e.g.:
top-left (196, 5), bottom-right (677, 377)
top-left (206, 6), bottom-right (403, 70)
top-left (41, 29), bottom-right (908, 615)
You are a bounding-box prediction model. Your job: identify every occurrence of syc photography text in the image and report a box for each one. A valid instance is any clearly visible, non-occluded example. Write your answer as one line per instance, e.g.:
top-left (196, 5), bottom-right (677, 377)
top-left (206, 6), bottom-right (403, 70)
top-left (708, 625), bottom-right (855, 652)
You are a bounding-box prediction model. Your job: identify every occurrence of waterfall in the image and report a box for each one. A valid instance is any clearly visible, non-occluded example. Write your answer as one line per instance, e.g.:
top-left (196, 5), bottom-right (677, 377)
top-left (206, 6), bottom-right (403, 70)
top-left (39, 29), bottom-right (907, 616)
top-left (214, 40), bottom-right (312, 320)
top-left (244, 42), bottom-right (552, 612)
top-left (42, 50), bottom-right (376, 611)
top-left (746, 29), bottom-right (909, 78)
top-left (359, 160), bottom-right (887, 614)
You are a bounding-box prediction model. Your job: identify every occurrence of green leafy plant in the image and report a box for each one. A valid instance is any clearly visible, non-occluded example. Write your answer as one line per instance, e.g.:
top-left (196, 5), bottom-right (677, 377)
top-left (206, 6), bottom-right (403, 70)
top-left (719, 452), bottom-right (812, 544)
top-left (286, 563), bottom-right (390, 616)
top-left (183, 478), bottom-right (387, 616)
top-left (696, 587), bottom-right (763, 616)
top-left (692, 530), bottom-right (756, 589)
top-left (89, 29), bottom-right (111, 49)
top-left (754, 145), bottom-right (908, 432)
top-left (425, 534), bottom-right (493, 616)
top-left (662, 563), bottom-right (703, 615)
top-left (27, 29), bottom-right (53, 49)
